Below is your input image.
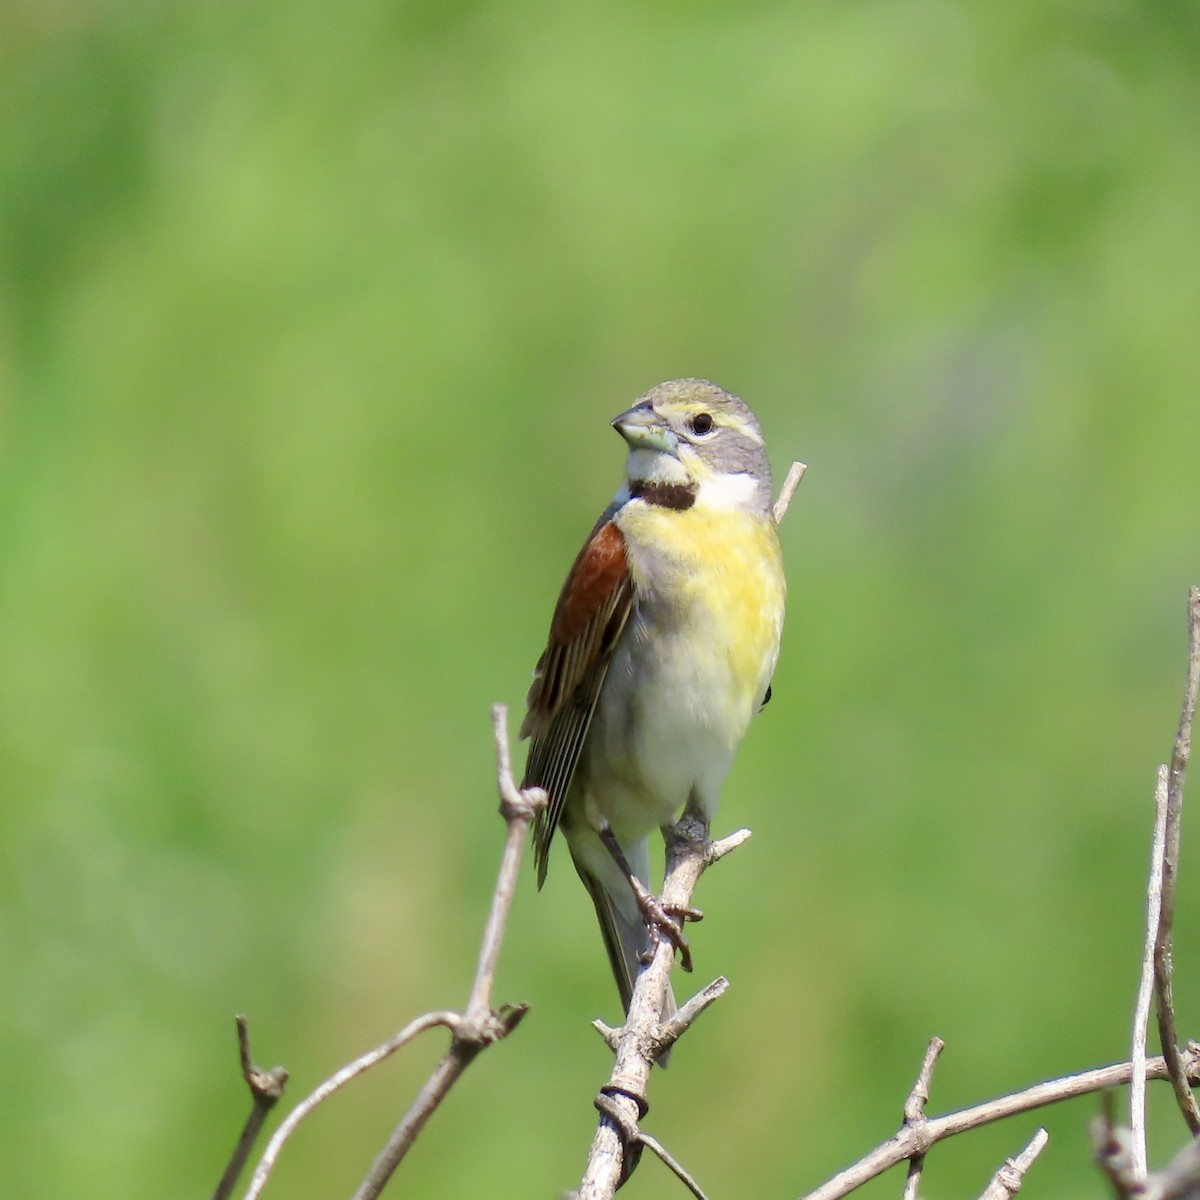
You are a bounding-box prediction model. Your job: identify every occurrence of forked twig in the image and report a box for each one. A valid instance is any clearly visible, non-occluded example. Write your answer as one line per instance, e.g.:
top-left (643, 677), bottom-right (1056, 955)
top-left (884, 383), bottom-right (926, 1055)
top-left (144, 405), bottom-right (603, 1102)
top-left (244, 1011), bottom-right (460, 1199)
top-left (806, 587), bottom-right (1200, 1200)
top-left (801, 1049), bottom-right (1200, 1200)
top-left (902, 1037), bottom-right (945, 1200)
top-left (575, 812), bottom-right (747, 1199)
top-left (212, 1017), bottom-right (288, 1200)
top-left (237, 705), bottom-right (544, 1200)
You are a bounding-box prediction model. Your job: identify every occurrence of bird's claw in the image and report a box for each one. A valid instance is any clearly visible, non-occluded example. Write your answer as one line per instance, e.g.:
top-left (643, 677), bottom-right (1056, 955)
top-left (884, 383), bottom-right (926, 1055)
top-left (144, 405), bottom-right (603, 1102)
top-left (665, 902), bottom-right (703, 924)
top-left (636, 892), bottom-right (694, 972)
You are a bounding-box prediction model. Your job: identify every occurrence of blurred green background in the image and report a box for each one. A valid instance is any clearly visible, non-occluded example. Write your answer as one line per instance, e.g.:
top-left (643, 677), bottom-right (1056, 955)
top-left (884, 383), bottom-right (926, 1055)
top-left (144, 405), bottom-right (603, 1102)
top-left (3, 1), bottom-right (1200, 1197)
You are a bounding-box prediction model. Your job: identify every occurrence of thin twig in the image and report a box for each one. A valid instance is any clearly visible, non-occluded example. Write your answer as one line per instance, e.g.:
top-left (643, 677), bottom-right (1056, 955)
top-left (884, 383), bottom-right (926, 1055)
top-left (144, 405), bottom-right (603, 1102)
top-left (902, 1157), bottom-right (922, 1200)
top-left (1091, 1096), bottom-right (1200, 1200)
top-left (350, 705), bottom-right (543, 1200)
top-left (1157, 1132), bottom-right (1200, 1199)
top-left (901, 1038), bottom-right (945, 1200)
top-left (576, 809), bottom-right (744, 1199)
top-left (1091, 1092), bottom-right (1139, 1199)
top-left (801, 1050), bottom-right (1200, 1200)
top-left (977, 1128), bottom-right (1049, 1200)
top-left (773, 461), bottom-right (808, 524)
top-left (592, 977), bottom-right (732, 1054)
top-left (1133, 765), bottom-right (1172, 1176)
top-left (468, 704), bottom-right (546, 1018)
top-left (1155, 587), bottom-right (1200, 1135)
top-left (243, 1012), bottom-right (458, 1200)
top-left (658, 977), bottom-right (730, 1050)
top-left (640, 1132), bottom-right (713, 1200)
top-left (213, 1017), bottom-right (288, 1200)
top-left (240, 705), bottom-right (543, 1200)
top-left (904, 1038), bottom-right (945, 1125)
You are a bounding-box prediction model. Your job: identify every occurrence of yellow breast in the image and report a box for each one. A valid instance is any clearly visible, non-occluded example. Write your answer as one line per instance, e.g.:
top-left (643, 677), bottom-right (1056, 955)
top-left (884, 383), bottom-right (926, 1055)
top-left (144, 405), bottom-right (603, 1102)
top-left (616, 502), bottom-right (786, 718)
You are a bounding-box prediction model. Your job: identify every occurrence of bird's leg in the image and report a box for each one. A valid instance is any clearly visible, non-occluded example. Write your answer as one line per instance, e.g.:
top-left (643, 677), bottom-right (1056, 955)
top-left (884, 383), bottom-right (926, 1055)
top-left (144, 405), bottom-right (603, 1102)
top-left (660, 809), bottom-right (708, 927)
top-left (596, 823), bottom-right (694, 972)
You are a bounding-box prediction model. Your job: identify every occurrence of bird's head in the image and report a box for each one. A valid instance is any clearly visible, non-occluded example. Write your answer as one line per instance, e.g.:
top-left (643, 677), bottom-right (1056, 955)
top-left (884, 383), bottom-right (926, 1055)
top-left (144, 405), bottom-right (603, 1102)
top-left (612, 379), bottom-right (773, 516)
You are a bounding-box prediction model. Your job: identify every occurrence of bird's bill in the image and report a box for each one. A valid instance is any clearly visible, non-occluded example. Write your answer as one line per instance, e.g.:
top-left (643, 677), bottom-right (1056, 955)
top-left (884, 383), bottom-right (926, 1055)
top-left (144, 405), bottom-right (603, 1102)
top-left (611, 403), bottom-right (678, 455)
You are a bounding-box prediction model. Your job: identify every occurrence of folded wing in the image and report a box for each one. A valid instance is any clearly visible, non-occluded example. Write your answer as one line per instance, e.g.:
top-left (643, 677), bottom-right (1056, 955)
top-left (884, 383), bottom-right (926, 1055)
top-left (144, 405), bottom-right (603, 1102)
top-left (521, 517), bottom-right (635, 887)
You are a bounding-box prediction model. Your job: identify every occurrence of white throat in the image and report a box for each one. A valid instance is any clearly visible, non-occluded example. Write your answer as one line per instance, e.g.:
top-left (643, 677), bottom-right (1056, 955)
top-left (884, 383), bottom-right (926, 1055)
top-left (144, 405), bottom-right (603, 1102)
top-left (624, 448), bottom-right (691, 488)
top-left (693, 470), bottom-right (760, 513)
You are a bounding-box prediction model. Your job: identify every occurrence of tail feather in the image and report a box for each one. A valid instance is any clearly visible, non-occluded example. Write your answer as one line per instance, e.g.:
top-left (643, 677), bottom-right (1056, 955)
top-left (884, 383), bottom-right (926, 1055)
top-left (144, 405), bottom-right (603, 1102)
top-left (572, 843), bottom-right (677, 1062)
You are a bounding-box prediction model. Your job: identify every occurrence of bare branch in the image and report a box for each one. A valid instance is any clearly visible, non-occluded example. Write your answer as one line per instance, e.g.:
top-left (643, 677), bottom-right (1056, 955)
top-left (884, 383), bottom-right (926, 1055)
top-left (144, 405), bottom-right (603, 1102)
top-left (243, 1011), bottom-right (458, 1200)
top-left (901, 1038), bottom-right (945, 1200)
top-left (773, 461), bottom-right (808, 524)
top-left (239, 705), bottom-right (543, 1200)
top-left (1090, 1096), bottom-right (1200, 1200)
top-left (639, 1131), bottom-right (713, 1200)
top-left (1155, 587), bottom-right (1200, 1134)
top-left (865, 587), bottom-right (1200, 1200)
top-left (658, 977), bottom-right (730, 1052)
top-left (976, 1128), bottom-right (1049, 1200)
top-left (465, 706), bottom-right (546, 1020)
top-left (350, 705), bottom-right (543, 1200)
top-left (902, 1158), bottom-right (922, 1200)
top-left (707, 827), bottom-right (752, 864)
top-left (1091, 1092), bottom-right (1139, 1199)
top-left (575, 808), bottom-right (745, 1198)
top-left (1133, 765), bottom-right (1172, 1175)
top-left (801, 1049), bottom-right (1200, 1200)
top-left (213, 1017), bottom-right (288, 1200)
top-left (1159, 1133), bottom-right (1200, 1199)
top-left (904, 1038), bottom-right (945, 1125)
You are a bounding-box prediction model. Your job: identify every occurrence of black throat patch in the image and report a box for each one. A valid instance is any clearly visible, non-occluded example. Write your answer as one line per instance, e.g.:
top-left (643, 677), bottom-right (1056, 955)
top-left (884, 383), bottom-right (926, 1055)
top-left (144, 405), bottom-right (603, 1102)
top-left (629, 479), bottom-right (696, 511)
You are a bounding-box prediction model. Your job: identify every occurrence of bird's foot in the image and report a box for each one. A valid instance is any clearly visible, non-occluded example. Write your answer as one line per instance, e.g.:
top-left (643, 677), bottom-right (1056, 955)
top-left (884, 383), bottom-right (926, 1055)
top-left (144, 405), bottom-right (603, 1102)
top-left (628, 880), bottom-right (694, 972)
top-left (594, 822), bottom-right (698, 971)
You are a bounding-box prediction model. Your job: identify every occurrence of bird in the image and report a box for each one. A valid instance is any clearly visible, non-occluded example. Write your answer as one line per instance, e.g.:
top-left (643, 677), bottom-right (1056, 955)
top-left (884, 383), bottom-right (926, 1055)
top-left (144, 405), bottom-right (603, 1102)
top-left (519, 378), bottom-right (787, 1020)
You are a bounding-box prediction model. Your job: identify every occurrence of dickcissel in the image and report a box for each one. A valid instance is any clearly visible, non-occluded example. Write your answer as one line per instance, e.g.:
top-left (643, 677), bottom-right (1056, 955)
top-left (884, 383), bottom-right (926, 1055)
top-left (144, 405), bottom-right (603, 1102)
top-left (520, 379), bottom-right (786, 1018)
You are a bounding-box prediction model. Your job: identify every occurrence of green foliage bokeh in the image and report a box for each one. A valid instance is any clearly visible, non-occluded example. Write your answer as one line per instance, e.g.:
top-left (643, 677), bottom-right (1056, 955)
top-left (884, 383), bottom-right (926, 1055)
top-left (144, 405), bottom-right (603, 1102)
top-left (2, 2), bottom-right (1199, 1197)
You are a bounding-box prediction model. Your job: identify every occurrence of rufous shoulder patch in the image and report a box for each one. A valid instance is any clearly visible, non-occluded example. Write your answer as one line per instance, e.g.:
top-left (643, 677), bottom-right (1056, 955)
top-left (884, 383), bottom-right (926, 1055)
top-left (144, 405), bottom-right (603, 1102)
top-left (550, 522), bottom-right (628, 644)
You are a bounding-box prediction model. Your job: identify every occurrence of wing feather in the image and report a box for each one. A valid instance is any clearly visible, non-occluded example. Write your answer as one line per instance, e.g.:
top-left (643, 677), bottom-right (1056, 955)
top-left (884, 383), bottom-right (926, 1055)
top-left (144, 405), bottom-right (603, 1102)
top-left (520, 518), bottom-right (634, 887)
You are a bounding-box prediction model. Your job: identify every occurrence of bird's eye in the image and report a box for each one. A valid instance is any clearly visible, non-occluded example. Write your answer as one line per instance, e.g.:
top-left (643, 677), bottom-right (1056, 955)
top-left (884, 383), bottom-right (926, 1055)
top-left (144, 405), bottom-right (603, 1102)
top-left (690, 412), bottom-right (715, 436)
